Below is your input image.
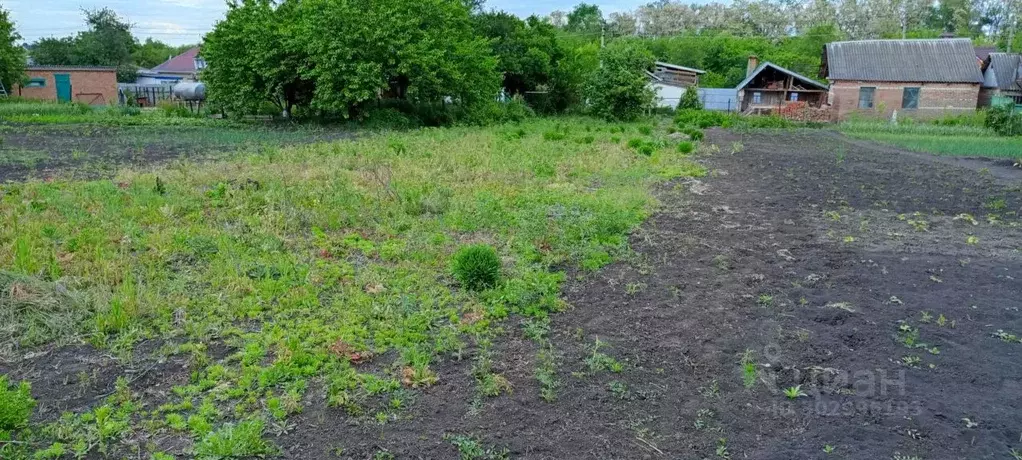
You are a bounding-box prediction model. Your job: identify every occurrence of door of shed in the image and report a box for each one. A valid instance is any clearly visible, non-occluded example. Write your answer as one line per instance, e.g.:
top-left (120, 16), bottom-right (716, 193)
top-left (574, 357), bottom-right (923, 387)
top-left (54, 74), bottom-right (72, 102)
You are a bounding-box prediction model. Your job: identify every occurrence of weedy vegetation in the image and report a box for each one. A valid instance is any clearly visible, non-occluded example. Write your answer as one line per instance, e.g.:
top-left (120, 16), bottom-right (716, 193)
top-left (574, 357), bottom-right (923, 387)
top-left (0, 117), bottom-right (704, 456)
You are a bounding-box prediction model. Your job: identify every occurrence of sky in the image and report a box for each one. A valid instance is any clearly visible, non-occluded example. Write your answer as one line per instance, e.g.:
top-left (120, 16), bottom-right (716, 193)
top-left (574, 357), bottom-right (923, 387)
top-left (5, 0), bottom-right (669, 46)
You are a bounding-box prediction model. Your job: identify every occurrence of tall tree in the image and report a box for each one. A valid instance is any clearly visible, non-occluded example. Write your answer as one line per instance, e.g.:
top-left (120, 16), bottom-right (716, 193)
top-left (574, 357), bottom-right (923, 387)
top-left (473, 13), bottom-right (561, 96)
top-left (134, 38), bottom-right (195, 69)
top-left (29, 37), bottom-right (76, 66)
top-left (28, 8), bottom-right (138, 82)
top-left (566, 3), bottom-right (605, 35)
top-left (0, 5), bottom-right (25, 91)
top-left (202, 0), bottom-right (312, 117)
top-left (586, 39), bottom-right (654, 121)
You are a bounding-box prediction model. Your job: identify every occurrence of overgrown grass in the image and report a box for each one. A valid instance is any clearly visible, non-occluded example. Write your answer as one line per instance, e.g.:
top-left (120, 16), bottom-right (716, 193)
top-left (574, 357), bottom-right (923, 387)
top-left (845, 132), bottom-right (1021, 158)
top-left (840, 120), bottom-right (995, 137)
top-left (841, 120), bottom-right (1022, 158)
top-left (0, 117), bottom-right (704, 457)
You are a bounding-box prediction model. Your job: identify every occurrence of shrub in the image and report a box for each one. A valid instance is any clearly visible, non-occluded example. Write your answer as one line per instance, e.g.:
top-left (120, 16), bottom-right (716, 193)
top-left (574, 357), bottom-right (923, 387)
top-left (543, 131), bottom-right (566, 141)
top-left (451, 245), bottom-right (502, 291)
top-left (985, 104), bottom-right (1022, 136)
top-left (637, 125), bottom-right (653, 135)
top-left (0, 376), bottom-right (35, 430)
top-left (677, 85), bottom-right (703, 110)
top-left (157, 100), bottom-right (194, 118)
top-left (677, 141), bottom-right (694, 154)
top-left (685, 128), bottom-right (704, 141)
top-left (626, 138), bottom-right (644, 149)
top-left (194, 420), bottom-right (274, 459)
top-left (586, 41), bottom-right (656, 121)
top-left (636, 144), bottom-right (655, 156)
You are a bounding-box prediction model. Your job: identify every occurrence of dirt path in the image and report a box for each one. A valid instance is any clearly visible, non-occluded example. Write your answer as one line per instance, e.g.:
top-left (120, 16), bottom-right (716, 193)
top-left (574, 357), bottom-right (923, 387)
top-left (284, 129), bottom-right (1022, 459)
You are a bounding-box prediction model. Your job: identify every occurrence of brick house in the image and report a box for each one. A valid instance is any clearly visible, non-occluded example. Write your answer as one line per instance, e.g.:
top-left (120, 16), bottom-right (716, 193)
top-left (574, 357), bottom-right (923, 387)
top-left (821, 39), bottom-right (984, 120)
top-left (14, 66), bottom-right (118, 105)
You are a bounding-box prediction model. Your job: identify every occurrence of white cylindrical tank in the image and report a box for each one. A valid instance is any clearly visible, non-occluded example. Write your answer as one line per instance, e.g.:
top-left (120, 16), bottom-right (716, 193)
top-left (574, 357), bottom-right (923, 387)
top-left (172, 82), bottom-right (206, 101)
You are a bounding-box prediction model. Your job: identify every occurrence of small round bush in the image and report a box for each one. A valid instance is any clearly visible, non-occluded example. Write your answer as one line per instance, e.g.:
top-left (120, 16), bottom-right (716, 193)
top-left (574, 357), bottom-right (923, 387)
top-left (677, 141), bottom-right (694, 154)
top-left (637, 125), bottom-right (653, 135)
top-left (637, 144), bottom-right (655, 156)
top-left (626, 138), bottom-right (644, 149)
top-left (451, 244), bottom-right (501, 291)
top-left (686, 128), bottom-right (704, 141)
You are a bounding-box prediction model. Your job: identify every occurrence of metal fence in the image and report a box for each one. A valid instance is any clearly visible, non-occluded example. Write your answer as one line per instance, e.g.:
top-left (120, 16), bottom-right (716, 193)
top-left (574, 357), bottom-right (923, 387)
top-left (655, 87), bottom-right (739, 112)
top-left (118, 84), bottom-right (175, 107)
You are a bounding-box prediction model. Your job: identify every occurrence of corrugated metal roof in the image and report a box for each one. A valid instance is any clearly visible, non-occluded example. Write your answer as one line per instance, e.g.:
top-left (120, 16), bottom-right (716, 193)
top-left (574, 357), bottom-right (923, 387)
top-left (984, 53), bottom-right (1021, 91)
top-left (735, 62), bottom-right (828, 91)
top-left (824, 39), bottom-right (983, 83)
top-left (655, 61), bottom-right (706, 75)
top-left (27, 65), bottom-right (117, 72)
top-left (152, 47), bottom-right (201, 73)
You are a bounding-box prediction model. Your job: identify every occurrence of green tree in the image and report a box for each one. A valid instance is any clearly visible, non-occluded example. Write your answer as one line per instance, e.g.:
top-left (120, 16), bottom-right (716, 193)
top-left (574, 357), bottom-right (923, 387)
top-left (296, 0), bottom-right (499, 117)
top-left (0, 5), bottom-right (26, 91)
top-left (28, 8), bottom-right (138, 82)
top-left (566, 3), bottom-right (605, 34)
top-left (202, 0), bottom-right (312, 117)
top-left (586, 39), bottom-right (654, 121)
top-left (134, 38), bottom-right (195, 69)
top-left (677, 85), bottom-right (702, 110)
top-left (473, 13), bottom-right (562, 96)
top-left (28, 37), bottom-right (76, 66)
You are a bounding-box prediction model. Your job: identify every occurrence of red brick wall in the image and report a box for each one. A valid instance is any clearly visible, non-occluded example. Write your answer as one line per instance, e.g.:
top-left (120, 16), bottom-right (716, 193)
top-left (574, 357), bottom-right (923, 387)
top-left (828, 80), bottom-right (979, 120)
top-left (15, 69), bottom-right (118, 105)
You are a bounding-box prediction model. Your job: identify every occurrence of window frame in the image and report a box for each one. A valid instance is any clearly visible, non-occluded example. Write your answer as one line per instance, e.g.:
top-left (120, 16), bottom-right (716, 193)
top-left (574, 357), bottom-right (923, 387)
top-left (25, 77), bottom-right (46, 88)
top-left (789, 92), bottom-right (799, 102)
top-left (902, 87), bottom-right (920, 110)
top-left (752, 91), bottom-right (762, 104)
top-left (858, 87), bottom-right (875, 109)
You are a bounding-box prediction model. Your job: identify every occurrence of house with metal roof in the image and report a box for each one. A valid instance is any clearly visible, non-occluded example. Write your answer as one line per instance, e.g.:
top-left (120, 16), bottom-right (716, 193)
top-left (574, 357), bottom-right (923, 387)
top-left (735, 56), bottom-right (829, 114)
top-left (135, 47), bottom-right (205, 85)
top-left (980, 53), bottom-right (1022, 111)
top-left (821, 38), bottom-right (984, 120)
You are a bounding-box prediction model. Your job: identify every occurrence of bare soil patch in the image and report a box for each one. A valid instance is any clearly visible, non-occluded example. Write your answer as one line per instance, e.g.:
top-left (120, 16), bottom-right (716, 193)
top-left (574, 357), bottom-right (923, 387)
top-left (274, 129), bottom-right (1020, 459)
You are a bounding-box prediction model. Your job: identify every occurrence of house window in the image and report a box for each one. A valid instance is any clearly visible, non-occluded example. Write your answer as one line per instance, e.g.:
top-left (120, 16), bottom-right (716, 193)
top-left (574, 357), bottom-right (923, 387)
top-left (902, 87), bottom-right (920, 109)
top-left (194, 57), bottom-right (206, 70)
top-left (25, 77), bottom-right (46, 88)
top-left (858, 87), bottom-right (875, 109)
top-left (752, 92), bottom-right (762, 104)
top-left (789, 92), bottom-right (799, 102)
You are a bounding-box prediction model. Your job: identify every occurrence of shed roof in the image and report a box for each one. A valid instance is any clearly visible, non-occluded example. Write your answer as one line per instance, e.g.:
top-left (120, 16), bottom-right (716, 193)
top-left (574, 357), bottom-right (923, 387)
top-left (27, 65), bottom-right (117, 72)
top-left (655, 61), bottom-right (706, 74)
top-left (736, 62), bottom-right (828, 91)
top-left (983, 53), bottom-right (1022, 91)
top-left (823, 39), bottom-right (983, 83)
top-left (152, 47), bottom-right (201, 74)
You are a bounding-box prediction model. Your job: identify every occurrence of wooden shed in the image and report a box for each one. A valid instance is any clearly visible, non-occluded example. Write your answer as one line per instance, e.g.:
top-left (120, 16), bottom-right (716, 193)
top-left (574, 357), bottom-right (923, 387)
top-left (14, 66), bottom-right (118, 105)
top-left (735, 57), bottom-right (829, 114)
top-left (980, 53), bottom-right (1022, 111)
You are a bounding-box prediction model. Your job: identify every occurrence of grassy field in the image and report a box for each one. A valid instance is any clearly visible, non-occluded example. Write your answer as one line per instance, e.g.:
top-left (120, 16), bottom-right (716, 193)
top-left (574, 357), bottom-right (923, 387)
top-left (0, 117), bottom-right (704, 458)
top-left (840, 120), bottom-right (1022, 158)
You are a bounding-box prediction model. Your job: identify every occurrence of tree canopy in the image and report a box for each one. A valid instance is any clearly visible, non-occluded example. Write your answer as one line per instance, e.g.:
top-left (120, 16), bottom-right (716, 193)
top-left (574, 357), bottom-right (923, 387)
top-left (203, 0), bottom-right (500, 119)
top-left (0, 5), bottom-right (25, 91)
top-left (27, 9), bottom-right (196, 82)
